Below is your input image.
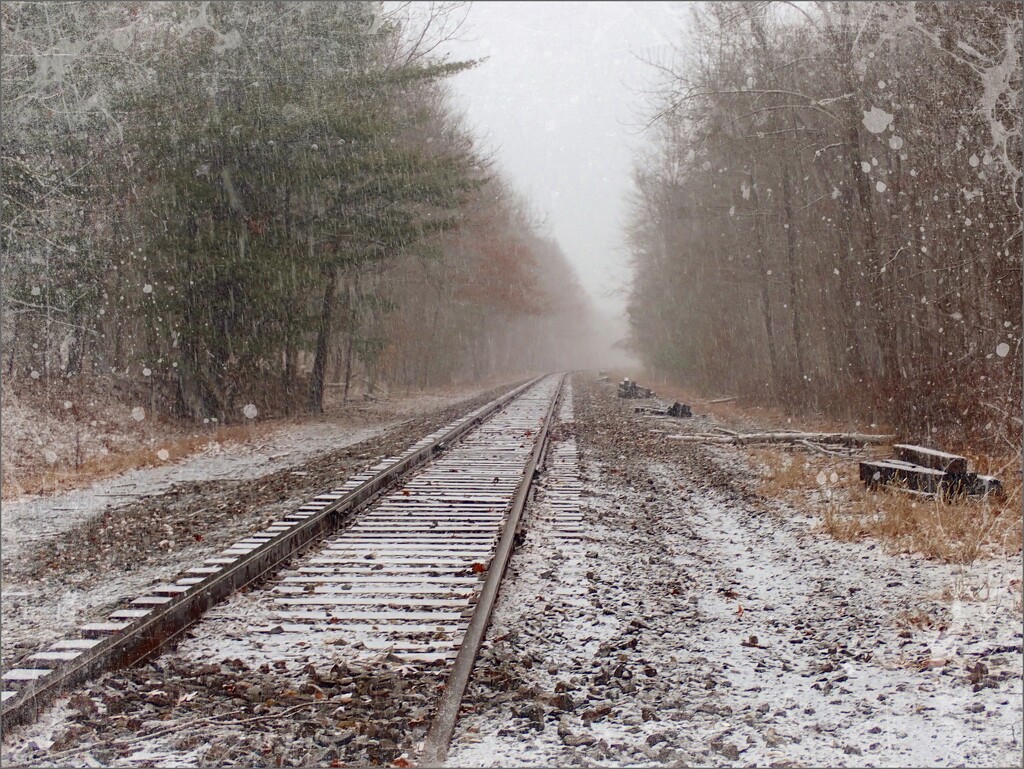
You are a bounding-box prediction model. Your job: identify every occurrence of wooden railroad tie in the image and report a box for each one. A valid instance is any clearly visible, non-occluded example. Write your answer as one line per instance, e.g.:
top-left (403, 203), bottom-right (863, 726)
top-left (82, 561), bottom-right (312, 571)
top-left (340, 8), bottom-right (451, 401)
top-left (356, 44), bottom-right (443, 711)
top-left (860, 443), bottom-right (1002, 498)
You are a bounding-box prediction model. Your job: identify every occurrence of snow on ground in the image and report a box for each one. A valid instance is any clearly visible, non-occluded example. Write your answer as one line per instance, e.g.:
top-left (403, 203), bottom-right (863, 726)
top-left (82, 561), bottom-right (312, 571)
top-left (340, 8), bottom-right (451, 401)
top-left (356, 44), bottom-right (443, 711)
top-left (0, 423), bottom-right (387, 566)
top-left (1, 388), bottom-right (496, 566)
top-left (2, 376), bottom-right (1019, 768)
top-left (0, 384), bottom-right (510, 668)
top-left (446, 378), bottom-right (1023, 768)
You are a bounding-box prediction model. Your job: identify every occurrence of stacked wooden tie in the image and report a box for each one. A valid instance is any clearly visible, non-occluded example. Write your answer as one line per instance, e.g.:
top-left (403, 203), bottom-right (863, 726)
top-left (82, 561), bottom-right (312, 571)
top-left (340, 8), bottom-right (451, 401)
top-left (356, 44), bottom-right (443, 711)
top-left (860, 444), bottom-right (1002, 498)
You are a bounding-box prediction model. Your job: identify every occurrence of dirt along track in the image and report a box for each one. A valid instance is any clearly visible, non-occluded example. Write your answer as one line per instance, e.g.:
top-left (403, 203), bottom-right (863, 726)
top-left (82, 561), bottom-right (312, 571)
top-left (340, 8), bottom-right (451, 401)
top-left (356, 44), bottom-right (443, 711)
top-left (1, 373), bottom-right (1021, 768)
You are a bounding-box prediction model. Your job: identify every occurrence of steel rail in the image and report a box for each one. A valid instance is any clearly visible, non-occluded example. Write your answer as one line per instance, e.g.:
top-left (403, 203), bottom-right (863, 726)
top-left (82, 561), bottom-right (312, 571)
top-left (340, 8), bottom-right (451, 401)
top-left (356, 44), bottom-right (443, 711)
top-left (416, 373), bottom-right (566, 767)
top-left (0, 376), bottom-right (543, 733)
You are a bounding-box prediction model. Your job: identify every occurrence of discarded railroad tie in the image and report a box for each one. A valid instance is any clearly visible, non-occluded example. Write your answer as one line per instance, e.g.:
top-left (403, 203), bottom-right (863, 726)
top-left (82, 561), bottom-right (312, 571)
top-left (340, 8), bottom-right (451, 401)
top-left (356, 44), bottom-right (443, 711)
top-left (860, 444), bottom-right (1002, 497)
top-left (634, 401), bottom-right (692, 418)
top-left (668, 431), bottom-right (893, 447)
top-left (667, 402), bottom-right (692, 418)
top-left (618, 379), bottom-right (654, 399)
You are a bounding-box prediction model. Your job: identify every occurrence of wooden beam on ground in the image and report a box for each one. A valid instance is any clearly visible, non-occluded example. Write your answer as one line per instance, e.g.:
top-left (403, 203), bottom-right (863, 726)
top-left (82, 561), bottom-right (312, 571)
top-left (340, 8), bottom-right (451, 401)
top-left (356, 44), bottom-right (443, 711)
top-left (668, 431), bottom-right (893, 447)
top-left (893, 444), bottom-right (968, 474)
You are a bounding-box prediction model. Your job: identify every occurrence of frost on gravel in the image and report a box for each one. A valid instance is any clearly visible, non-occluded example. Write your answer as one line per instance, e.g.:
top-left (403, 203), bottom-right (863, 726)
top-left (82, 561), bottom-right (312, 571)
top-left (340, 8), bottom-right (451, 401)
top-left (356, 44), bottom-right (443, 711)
top-left (447, 389), bottom-right (1023, 768)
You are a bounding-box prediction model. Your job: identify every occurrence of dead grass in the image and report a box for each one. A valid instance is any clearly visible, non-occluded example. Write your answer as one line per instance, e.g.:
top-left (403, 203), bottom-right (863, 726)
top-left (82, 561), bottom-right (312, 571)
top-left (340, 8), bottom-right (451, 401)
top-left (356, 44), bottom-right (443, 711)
top-left (1, 423), bottom-right (266, 499)
top-left (610, 370), bottom-right (1021, 564)
top-left (2, 376), bottom-right (517, 500)
top-left (751, 446), bottom-right (1023, 564)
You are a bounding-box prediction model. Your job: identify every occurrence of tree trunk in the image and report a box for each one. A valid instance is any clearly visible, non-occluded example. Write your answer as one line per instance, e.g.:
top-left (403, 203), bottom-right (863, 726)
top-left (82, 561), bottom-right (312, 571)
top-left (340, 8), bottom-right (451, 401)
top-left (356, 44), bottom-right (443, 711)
top-left (342, 331), bottom-right (355, 404)
top-left (308, 267), bottom-right (338, 414)
top-left (780, 165), bottom-right (806, 405)
top-left (749, 181), bottom-right (780, 400)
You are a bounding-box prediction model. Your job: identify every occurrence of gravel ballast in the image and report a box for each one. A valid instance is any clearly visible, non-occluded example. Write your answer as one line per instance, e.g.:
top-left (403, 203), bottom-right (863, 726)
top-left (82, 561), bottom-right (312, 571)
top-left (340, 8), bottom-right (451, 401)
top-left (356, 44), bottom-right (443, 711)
top-left (2, 374), bottom-right (1020, 768)
top-left (447, 375), bottom-right (1023, 768)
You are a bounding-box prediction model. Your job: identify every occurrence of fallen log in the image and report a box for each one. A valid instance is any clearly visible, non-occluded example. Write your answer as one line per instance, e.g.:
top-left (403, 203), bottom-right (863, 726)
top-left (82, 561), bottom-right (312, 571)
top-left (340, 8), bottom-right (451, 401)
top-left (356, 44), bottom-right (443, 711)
top-left (798, 439), bottom-right (856, 458)
top-left (667, 431), bottom-right (893, 447)
top-left (732, 432), bottom-right (893, 446)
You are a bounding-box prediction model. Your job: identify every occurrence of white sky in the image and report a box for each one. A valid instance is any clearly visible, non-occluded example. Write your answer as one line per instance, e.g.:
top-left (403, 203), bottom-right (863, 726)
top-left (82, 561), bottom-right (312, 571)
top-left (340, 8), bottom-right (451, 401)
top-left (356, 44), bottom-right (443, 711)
top-left (434, 1), bottom-right (691, 319)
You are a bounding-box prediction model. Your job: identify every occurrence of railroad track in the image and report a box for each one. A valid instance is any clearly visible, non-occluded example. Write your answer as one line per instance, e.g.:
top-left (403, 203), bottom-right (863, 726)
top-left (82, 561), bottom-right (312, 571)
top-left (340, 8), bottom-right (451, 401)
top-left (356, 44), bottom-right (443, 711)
top-left (2, 373), bottom-right (568, 764)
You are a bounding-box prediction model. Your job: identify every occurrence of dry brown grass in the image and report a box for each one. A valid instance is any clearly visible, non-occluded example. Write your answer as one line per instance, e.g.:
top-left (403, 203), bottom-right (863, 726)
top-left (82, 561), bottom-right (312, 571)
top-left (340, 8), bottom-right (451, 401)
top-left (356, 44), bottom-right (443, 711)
top-left (1, 423), bottom-right (265, 499)
top-left (751, 447), bottom-right (1023, 564)
top-left (613, 370), bottom-right (1021, 564)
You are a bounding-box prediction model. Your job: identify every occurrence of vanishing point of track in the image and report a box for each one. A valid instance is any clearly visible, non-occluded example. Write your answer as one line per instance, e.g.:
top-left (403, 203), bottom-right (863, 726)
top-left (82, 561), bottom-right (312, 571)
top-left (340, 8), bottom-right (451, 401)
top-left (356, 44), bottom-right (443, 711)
top-left (2, 374), bottom-right (569, 765)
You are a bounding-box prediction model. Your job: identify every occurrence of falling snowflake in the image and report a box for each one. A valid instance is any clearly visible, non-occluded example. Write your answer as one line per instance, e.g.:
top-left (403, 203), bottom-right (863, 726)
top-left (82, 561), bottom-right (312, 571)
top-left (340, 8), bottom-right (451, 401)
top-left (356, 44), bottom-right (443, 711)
top-left (876, 181), bottom-right (887, 192)
top-left (30, 286), bottom-right (41, 296)
top-left (968, 154), bottom-right (980, 168)
top-left (888, 135), bottom-right (904, 150)
top-left (861, 161), bottom-right (872, 173)
top-left (44, 450), bottom-right (58, 465)
top-left (30, 370), bottom-right (40, 380)
top-left (862, 107), bottom-right (894, 134)
top-left (816, 471), bottom-right (827, 486)
top-left (143, 284), bottom-right (153, 294)
top-left (157, 448), bottom-right (170, 461)
top-left (243, 403), bottom-right (259, 419)
top-left (132, 406), bottom-right (146, 421)
top-left (63, 401), bottom-right (72, 409)
top-left (995, 343), bottom-right (1010, 358)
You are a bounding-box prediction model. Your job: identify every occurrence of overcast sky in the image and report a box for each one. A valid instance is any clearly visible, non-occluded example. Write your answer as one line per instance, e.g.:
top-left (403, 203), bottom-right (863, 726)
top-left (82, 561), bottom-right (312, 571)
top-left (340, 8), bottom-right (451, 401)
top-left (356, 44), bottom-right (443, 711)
top-left (434, 2), bottom-right (691, 320)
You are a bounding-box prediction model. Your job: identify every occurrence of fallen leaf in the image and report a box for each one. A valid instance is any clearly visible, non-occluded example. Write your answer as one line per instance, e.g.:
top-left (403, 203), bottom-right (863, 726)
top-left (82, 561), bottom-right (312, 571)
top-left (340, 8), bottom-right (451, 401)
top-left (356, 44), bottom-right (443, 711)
top-left (471, 562), bottom-right (487, 574)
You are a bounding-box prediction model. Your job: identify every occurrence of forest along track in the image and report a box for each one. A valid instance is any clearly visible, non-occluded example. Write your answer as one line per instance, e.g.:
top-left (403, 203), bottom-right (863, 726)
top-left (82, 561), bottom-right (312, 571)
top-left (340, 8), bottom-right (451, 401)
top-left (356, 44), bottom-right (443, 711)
top-left (0, 374), bottom-right (563, 740)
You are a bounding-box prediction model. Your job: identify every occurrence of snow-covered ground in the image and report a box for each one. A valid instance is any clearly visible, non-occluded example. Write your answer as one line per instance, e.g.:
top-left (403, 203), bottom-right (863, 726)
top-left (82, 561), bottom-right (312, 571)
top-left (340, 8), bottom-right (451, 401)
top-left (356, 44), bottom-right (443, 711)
top-left (0, 423), bottom-right (388, 566)
top-left (1, 388), bottom-right (501, 566)
top-left (2, 376), bottom-right (1020, 768)
top-left (447, 379), bottom-right (1023, 768)
top-left (0, 384), bottom-right (510, 670)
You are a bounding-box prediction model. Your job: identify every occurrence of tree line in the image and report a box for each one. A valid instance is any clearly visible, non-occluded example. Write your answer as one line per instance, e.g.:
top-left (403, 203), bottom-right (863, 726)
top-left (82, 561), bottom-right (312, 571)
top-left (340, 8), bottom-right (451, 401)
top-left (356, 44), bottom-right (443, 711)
top-left (627, 1), bottom-right (1022, 449)
top-left (2, 1), bottom-right (599, 423)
